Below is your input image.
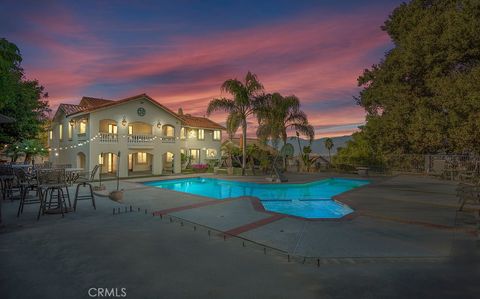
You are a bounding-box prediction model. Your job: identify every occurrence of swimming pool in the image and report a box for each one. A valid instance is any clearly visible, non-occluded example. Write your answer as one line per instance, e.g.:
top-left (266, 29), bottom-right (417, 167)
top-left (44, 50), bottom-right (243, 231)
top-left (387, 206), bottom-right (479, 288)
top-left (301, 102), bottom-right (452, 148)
top-left (144, 177), bottom-right (369, 219)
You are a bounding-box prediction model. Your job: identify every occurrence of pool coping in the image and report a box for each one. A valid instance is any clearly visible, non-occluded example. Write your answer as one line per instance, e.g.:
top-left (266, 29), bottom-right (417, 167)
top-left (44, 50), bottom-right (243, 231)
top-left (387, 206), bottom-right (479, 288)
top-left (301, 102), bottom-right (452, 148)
top-left (135, 176), bottom-right (374, 222)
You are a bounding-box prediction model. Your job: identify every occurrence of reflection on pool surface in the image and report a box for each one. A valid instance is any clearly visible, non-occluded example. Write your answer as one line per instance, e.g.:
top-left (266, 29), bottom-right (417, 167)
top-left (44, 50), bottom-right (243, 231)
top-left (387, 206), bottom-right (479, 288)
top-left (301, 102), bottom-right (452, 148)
top-left (144, 177), bottom-right (369, 219)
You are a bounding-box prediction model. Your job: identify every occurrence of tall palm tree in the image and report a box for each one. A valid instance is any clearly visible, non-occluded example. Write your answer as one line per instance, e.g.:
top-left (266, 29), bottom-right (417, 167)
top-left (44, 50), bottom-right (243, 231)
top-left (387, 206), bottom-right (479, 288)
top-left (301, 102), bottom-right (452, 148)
top-left (256, 92), bottom-right (314, 169)
top-left (207, 71), bottom-right (264, 175)
top-left (324, 137), bottom-right (334, 163)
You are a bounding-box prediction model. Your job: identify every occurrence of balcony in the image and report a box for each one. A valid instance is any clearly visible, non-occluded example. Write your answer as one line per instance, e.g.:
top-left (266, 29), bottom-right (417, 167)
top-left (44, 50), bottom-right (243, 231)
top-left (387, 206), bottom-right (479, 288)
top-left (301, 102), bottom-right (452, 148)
top-left (128, 134), bottom-right (155, 144)
top-left (161, 136), bottom-right (176, 143)
top-left (99, 132), bottom-right (118, 143)
top-left (77, 133), bottom-right (87, 141)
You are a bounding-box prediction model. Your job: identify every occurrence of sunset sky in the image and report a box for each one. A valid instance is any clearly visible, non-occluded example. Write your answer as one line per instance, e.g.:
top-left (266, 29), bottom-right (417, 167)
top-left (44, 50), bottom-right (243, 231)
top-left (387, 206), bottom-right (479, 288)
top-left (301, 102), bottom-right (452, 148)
top-left (1, 0), bottom-right (402, 138)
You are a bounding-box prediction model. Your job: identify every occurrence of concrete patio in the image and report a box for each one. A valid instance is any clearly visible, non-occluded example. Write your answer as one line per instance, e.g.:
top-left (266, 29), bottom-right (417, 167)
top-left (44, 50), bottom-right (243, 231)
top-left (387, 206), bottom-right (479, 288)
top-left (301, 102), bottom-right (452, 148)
top-left (1, 173), bottom-right (478, 298)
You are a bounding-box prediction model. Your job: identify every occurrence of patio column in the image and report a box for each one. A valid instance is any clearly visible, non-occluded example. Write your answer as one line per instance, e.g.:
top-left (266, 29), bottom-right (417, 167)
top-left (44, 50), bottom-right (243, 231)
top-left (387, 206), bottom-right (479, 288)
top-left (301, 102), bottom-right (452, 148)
top-left (152, 153), bottom-right (162, 175)
top-left (173, 150), bottom-right (181, 174)
top-left (119, 154), bottom-right (128, 178)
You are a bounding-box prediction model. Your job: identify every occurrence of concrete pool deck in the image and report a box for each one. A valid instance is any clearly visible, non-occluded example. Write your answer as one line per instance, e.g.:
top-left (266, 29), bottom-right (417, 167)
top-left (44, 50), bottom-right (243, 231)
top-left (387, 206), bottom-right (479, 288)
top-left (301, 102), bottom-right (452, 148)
top-left (96, 173), bottom-right (476, 258)
top-left (1, 173), bottom-right (479, 298)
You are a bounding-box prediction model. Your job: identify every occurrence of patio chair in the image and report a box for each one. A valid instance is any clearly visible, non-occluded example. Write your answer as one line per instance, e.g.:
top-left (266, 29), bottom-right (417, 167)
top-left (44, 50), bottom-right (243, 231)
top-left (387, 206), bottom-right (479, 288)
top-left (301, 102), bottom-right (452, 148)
top-left (73, 165), bottom-right (99, 211)
top-left (0, 164), bottom-right (15, 201)
top-left (36, 169), bottom-right (71, 220)
top-left (14, 168), bottom-right (41, 217)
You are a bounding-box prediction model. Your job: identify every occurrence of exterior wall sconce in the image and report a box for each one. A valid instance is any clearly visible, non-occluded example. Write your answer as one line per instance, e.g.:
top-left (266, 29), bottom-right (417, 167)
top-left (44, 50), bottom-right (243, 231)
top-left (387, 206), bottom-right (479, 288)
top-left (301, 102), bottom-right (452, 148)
top-left (157, 121), bottom-right (161, 128)
top-left (121, 116), bottom-right (127, 127)
top-left (69, 119), bottom-right (75, 126)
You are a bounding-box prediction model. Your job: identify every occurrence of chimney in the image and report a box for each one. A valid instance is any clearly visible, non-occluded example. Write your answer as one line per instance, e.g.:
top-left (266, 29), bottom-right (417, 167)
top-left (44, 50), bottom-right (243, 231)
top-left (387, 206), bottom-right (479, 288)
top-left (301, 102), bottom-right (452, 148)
top-left (178, 108), bottom-right (183, 115)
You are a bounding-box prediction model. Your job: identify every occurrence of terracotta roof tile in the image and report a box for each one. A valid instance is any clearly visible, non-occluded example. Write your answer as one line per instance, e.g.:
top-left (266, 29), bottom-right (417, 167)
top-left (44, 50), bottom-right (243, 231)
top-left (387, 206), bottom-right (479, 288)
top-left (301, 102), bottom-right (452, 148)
top-left (56, 93), bottom-right (224, 129)
top-left (179, 114), bottom-right (225, 130)
top-left (79, 97), bottom-right (113, 108)
top-left (59, 104), bottom-right (88, 115)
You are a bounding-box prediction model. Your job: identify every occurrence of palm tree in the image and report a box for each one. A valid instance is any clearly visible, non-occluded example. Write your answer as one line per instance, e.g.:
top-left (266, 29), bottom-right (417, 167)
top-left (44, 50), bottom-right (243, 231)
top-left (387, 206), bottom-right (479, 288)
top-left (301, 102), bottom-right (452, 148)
top-left (324, 137), bottom-right (334, 163)
top-left (207, 71), bottom-right (264, 175)
top-left (256, 93), bottom-right (314, 169)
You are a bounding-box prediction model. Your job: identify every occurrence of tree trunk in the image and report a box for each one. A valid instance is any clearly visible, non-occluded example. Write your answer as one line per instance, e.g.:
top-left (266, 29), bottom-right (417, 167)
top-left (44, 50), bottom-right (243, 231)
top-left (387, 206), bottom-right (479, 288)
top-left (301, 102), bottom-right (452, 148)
top-left (282, 134), bottom-right (287, 171)
top-left (241, 121), bottom-right (247, 176)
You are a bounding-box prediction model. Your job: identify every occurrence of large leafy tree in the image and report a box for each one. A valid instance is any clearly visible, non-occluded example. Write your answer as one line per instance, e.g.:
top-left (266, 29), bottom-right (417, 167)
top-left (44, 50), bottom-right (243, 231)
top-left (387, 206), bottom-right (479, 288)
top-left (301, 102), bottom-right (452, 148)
top-left (355, 0), bottom-right (480, 156)
top-left (207, 71), bottom-right (264, 175)
top-left (0, 38), bottom-right (50, 146)
top-left (256, 92), bottom-right (314, 168)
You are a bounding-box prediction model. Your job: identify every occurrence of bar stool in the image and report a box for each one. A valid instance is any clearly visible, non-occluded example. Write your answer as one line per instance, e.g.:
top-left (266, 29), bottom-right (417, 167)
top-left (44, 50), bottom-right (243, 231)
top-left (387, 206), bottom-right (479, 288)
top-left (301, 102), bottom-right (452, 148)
top-left (14, 168), bottom-right (40, 217)
top-left (37, 169), bottom-right (70, 220)
top-left (74, 165), bottom-right (99, 211)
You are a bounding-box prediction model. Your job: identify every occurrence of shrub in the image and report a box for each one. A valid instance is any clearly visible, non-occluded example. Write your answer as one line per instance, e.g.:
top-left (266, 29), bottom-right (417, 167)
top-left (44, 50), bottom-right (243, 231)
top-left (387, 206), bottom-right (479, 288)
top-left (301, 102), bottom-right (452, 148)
top-left (191, 164), bottom-right (209, 172)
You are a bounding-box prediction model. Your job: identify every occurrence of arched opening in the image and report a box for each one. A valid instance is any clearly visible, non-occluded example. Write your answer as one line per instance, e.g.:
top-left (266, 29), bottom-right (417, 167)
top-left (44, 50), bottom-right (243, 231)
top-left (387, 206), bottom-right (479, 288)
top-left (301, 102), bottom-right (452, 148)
top-left (128, 151), bottom-right (153, 176)
top-left (99, 119), bottom-right (118, 142)
top-left (162, 151), bottom-right (174, 174)
top-left (76, 152), bottom-right (86, 169)
top-left (128, 122), bottom-right (153, 135)
top-left (98, 152), bottom-right (118, 175)
top-left (99, 119), bottom-right (118, 133)
top-left (162, 125), bottom-right (175, 137)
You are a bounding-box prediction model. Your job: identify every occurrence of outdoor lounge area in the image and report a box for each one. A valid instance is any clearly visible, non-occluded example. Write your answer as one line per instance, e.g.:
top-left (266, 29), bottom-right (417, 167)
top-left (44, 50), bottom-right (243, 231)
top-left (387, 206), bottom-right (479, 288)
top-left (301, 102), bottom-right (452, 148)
top-left (1, 170), bottom-right (479, 298)
top-left (2, 0), bottom-right (480, 298)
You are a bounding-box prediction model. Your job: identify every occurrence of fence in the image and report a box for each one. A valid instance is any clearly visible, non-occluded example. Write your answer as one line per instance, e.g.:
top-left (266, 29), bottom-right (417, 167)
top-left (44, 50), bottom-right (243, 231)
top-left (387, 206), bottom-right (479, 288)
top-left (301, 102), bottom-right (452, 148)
top-left (333, 154), bottom-right (480, 180)
top-left (110, 204), bottom-right (449, 266)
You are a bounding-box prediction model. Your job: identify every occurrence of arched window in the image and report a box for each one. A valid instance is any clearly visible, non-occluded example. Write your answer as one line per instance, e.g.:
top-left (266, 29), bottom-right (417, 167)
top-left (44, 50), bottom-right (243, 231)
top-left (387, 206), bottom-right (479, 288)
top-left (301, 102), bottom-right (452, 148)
top-left (162, 125), bottom-right (175, 137)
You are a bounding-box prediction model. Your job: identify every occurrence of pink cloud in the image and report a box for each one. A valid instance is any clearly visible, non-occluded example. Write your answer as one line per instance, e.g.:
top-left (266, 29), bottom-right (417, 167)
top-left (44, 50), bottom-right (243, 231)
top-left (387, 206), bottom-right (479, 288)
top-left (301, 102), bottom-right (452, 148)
top-left (18, 7), bottom-right (390, 138)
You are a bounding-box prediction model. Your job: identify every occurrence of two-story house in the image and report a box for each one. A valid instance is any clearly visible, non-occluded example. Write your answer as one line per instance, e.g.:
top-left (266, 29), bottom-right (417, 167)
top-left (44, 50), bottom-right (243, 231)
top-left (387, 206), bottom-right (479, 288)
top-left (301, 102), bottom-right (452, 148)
top-left (48, 93), bottom-right (225, 177)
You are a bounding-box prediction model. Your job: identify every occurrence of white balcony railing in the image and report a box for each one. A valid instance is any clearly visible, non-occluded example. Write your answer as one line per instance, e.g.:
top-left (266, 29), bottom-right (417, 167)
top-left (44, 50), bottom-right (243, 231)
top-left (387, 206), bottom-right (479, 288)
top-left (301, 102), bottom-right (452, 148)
top-left (99, 133), bottom-right (118, 143)
top-left (161, 136), bottom-right (175, 143)
top-left (128, 134), bottom-right (154, 144)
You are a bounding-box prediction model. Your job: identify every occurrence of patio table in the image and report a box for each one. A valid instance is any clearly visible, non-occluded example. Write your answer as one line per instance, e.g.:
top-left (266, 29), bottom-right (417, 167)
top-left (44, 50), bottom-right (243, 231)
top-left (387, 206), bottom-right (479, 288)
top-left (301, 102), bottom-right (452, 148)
top-left (65, 168), bottom-right (84, 185)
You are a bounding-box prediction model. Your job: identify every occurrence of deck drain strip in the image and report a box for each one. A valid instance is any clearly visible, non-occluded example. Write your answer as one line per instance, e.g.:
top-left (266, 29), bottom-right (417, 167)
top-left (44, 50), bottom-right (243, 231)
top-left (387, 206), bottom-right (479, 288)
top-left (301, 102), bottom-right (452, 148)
top-left (113, 209), bottom-right (450, 265)
top-left (223, 214), bottom-right (286, 236)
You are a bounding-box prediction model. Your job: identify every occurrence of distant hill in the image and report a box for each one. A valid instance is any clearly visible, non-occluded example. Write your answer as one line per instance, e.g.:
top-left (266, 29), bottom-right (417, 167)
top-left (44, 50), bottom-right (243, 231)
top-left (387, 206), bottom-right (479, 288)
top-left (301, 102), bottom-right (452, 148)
top-left (269, 135), bottom-right (352, 156)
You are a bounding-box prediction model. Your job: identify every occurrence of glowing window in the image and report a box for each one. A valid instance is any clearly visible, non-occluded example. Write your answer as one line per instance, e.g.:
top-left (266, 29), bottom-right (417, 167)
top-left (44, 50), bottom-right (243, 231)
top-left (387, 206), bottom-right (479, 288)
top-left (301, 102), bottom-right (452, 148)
top-left (180, 127), bottom-right (186, 139)
top-left (163, 125), bottom-right (174, 137)
top-left (79, 121), bottom-right (87, 134)
top-left (206, 149), bottom-right (217, 158)
top-left (188, 129), bottom-right (197, 139)
top-left (98, 154), bottom-right (104, 165)
top-left (213, 130), bottom-right (221, 140)
top-left (49, 130), bottom-right (53, 140)
top-left (68, 124), bottom-right (73, 140)
top-left (59, 124), bottom-right (63, 140)
top-left (198, 129), bottom-right (204, 140)
top-left (137, 152), bottom-right (147, 163)
top-left (108, 124), bottom-right (117, 134)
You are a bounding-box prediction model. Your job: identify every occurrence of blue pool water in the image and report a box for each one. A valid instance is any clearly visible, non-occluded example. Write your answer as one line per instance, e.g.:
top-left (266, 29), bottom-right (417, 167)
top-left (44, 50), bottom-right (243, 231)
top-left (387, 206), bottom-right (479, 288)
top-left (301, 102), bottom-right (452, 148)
top-left (144, 177), bottom-right (369, 219)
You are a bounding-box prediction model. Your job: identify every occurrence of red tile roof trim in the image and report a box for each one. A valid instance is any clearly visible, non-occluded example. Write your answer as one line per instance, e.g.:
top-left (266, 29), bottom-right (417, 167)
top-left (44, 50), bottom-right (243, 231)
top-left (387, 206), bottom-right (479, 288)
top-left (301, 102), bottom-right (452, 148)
top-left (55, 93), bottom-right (225, 130)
